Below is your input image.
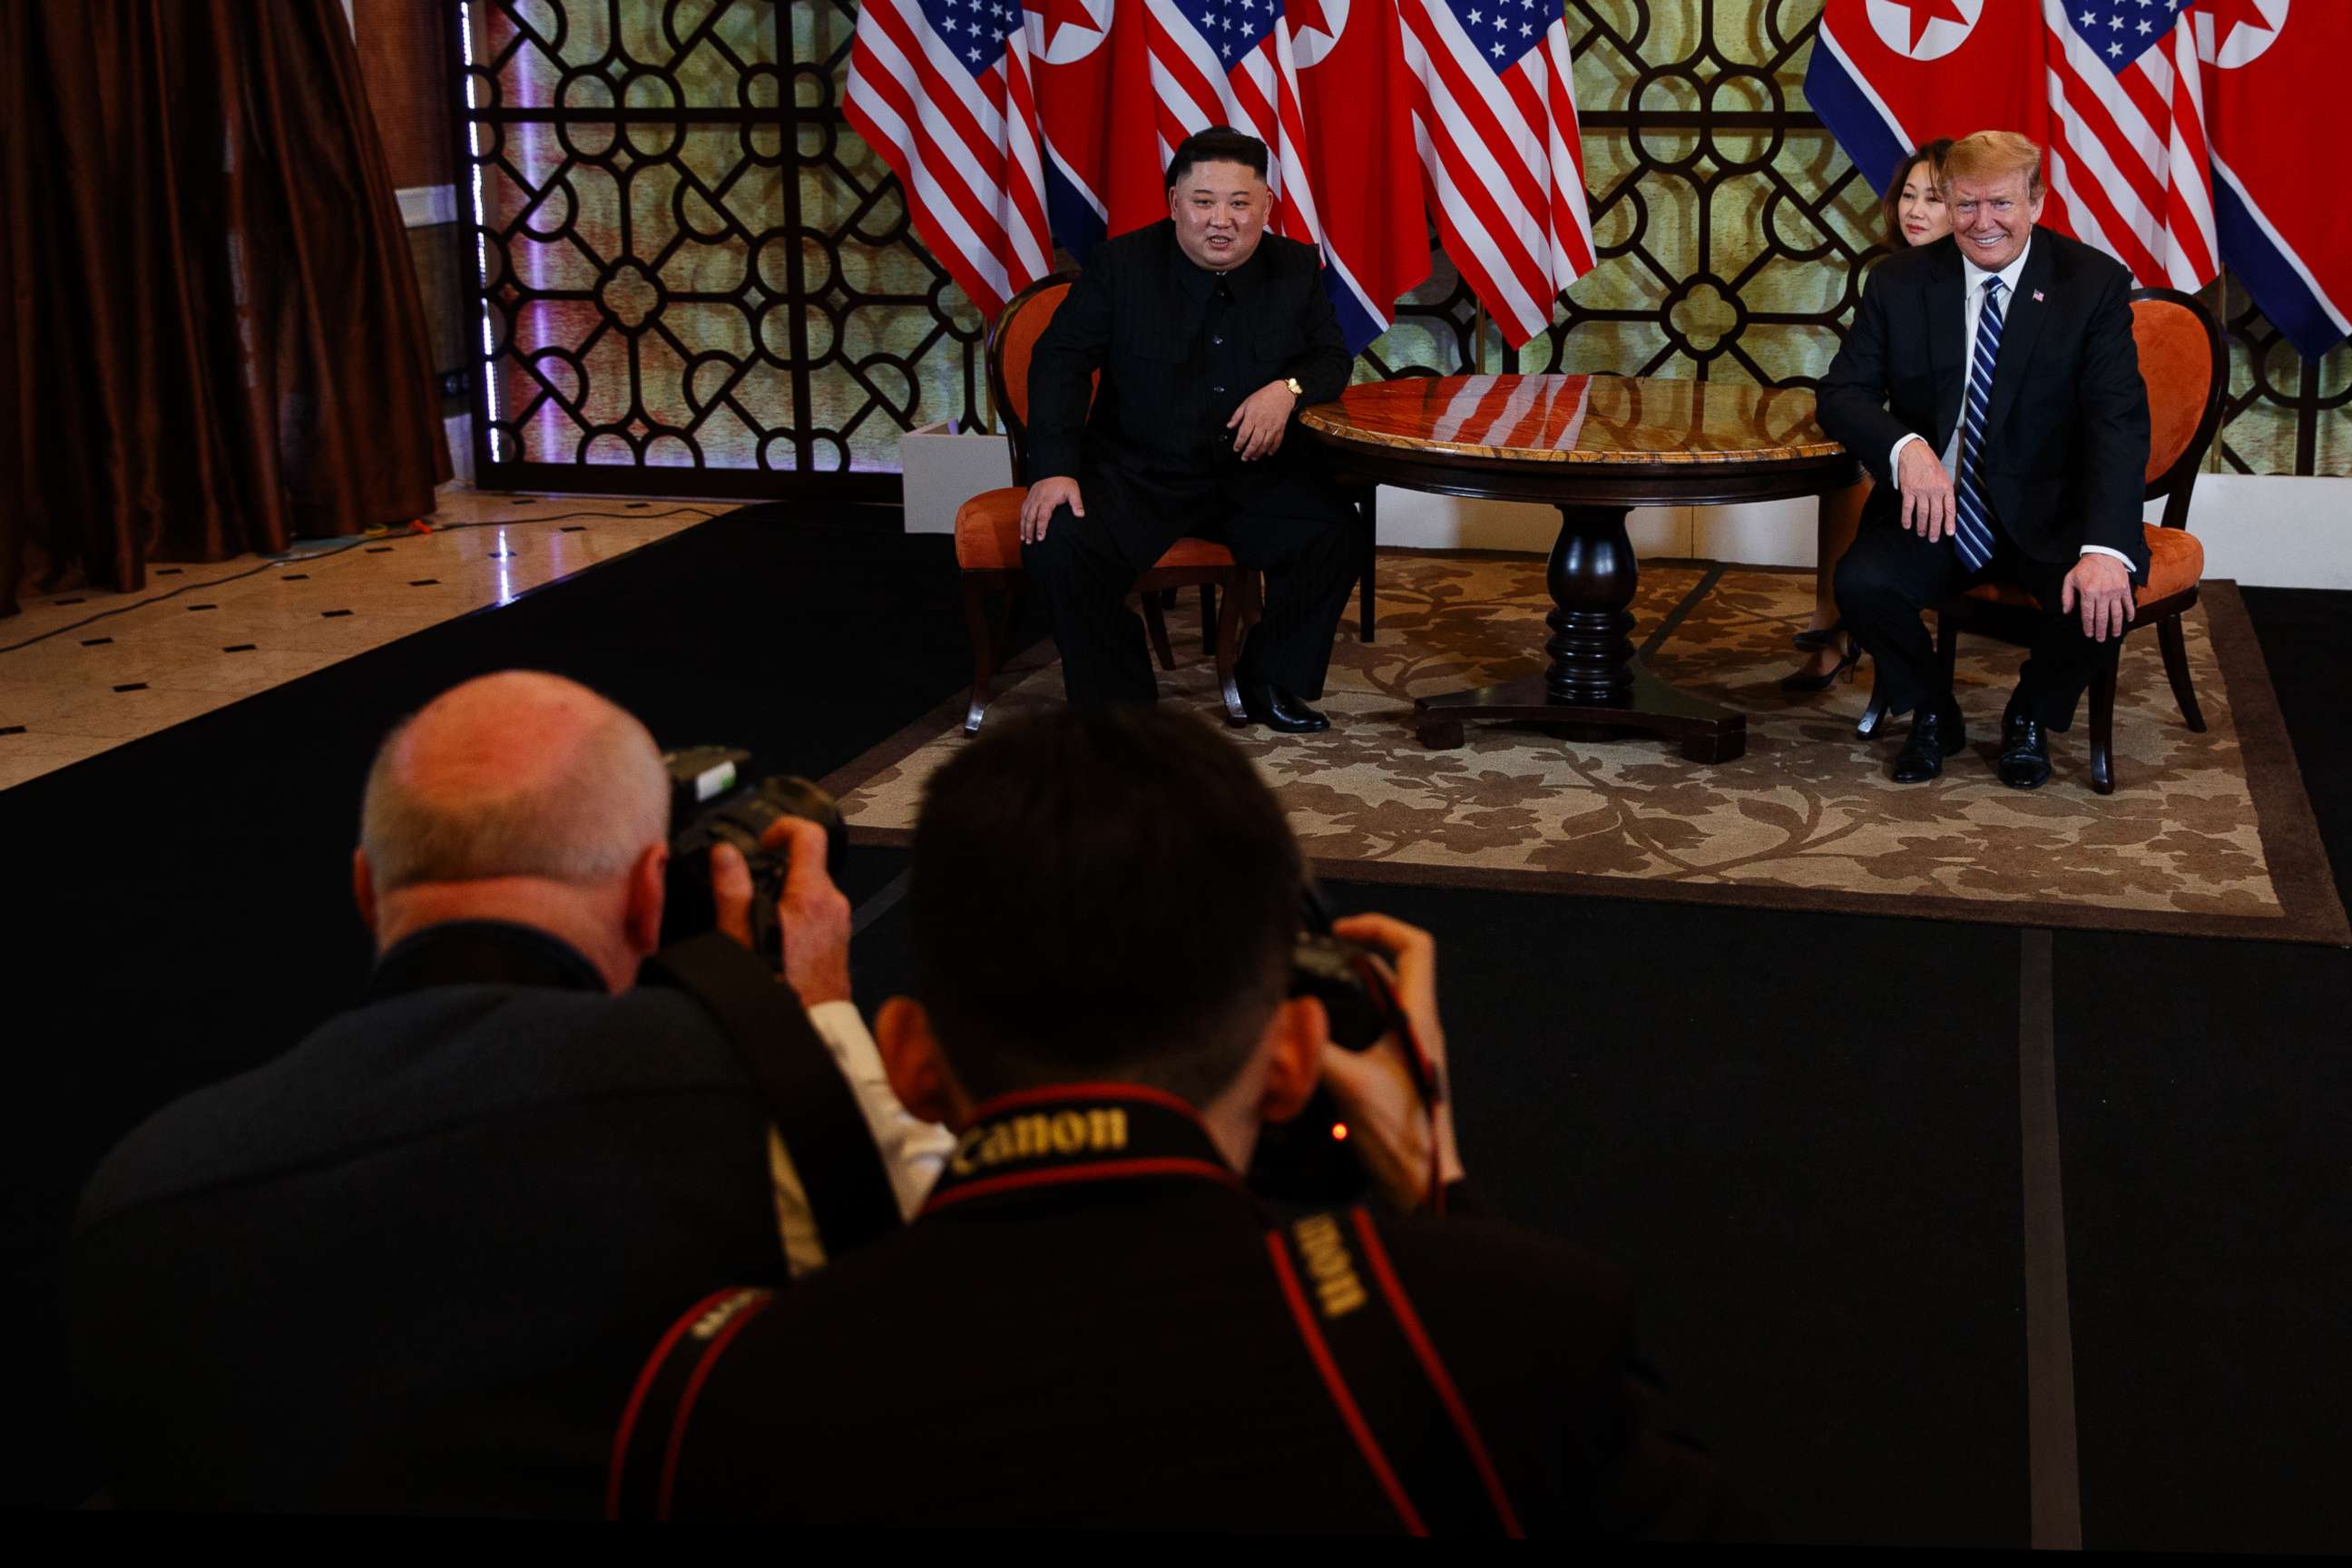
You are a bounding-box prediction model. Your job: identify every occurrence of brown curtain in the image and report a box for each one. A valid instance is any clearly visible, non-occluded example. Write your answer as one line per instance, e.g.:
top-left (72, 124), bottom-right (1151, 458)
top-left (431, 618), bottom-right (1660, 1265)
top-left (1, 0), bottom-right (450, 618)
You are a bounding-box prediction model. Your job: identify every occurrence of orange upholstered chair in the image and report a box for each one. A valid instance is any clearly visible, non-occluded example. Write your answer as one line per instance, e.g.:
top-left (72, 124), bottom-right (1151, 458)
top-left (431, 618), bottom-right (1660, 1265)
top-left (956, 270), bottom-right (1256, 735)
top-left (1925, 287), bottom-right (2225, 793)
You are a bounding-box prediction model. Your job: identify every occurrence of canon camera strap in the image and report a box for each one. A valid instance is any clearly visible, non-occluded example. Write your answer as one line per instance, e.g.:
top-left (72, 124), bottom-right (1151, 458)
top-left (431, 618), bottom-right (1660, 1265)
top-left (607, 1285), bottom-right (776, 1521)
top-left (612, 1085), bottom-right (1242, 1520)
top-left (922, 1084), bottom-right (1524, 1536)
top-left (920, 1082), bottom-right (1250, 1213)
top-left (642, 932), bottom-right (901, 1262)
top-left (1267, 1206), bottom-right (1524, 1537)
top-left (609, 1083), bottom-right (1520, 1532)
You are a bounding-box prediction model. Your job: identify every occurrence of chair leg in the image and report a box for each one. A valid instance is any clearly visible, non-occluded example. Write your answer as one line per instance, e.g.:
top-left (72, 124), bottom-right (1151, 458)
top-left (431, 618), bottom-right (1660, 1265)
top-left (1200, 583), bottom-right (1217, 657)
top-left (995, 577), bottom-right (1024, 667)
top-left (1214, 569), bottom-right (1250, 726)
top-left (2157, 612), bottom-right (2206, 732)
top-left (962, 578), bottom-right (996, 736)
top-left (2088, 647), bottom-right (2120, 795)
top-left (1358, 487), bottom-right (1378, 643)
top-left (1855, 674), bottom-right (1892, 740)
top-left (1142, 593), bottom-right (1178, 671)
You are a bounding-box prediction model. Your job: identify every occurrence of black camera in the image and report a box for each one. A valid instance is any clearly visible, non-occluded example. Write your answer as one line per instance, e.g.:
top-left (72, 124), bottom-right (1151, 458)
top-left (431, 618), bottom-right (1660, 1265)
top-left (659, 747), bottom-right (848, 968)
top-left (1247, 881), bottom-right (1417, 1205)
top-left (1289, 876), bottom-right (1413, 1053)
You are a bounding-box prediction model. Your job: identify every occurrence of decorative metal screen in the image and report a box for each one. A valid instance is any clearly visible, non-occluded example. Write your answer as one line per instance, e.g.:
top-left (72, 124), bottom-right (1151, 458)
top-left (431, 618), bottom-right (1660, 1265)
top-left (452, 0), bottom-right (931, 499)
top-left (449, 0), bottom-right (2347, 495)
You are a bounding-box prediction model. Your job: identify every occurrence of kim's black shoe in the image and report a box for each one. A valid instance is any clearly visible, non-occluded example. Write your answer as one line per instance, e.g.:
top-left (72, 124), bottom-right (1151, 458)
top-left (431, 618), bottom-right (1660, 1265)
top-left (1240, 682), bottom-right (1330, 734)
top-left (1997, 707), bottom-right (2053, 789)
top-left (1889, 699), bottom-right (1965, 783)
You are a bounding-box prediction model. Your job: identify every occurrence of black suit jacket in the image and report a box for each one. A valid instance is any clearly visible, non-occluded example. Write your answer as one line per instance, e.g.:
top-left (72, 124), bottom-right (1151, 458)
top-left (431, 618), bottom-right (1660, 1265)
top-left (1817, 227), bottom-right (2151, 576)
top-left (71, 922), bottom-right (790, 1515)
top-left (1027, 220), bottom-right (1353, 564)
top-left (658, 1093), bottom-right (1740, 1537)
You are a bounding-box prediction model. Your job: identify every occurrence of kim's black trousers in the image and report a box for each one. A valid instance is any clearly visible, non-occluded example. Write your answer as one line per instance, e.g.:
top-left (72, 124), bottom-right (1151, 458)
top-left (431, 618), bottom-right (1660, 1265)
top-left (1835, 520), bottom-right (2114, 730)
top-left (1022, 493), bottom-right (1359, 710)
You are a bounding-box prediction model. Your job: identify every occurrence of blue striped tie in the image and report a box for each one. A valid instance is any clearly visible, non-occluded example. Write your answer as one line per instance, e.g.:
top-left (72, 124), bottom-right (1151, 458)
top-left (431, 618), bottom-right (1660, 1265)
top-left (1953, 277), bottom-right (2004, 573)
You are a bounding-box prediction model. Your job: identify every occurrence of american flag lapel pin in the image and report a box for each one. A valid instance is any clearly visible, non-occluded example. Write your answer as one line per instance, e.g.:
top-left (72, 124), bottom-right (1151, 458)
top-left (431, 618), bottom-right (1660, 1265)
top-left (2033, 289), bottom-right (2044, 302)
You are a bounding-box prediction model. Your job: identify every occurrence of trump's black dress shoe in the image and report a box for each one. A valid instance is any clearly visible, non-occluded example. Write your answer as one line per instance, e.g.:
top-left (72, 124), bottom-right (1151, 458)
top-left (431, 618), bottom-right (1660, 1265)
top-left (1997, 707), bottom-right (2053, 789)
top-left (1240, 682), bottom-right (1330, 733)
top-left (1888, 699), bottom-right (1965, 783)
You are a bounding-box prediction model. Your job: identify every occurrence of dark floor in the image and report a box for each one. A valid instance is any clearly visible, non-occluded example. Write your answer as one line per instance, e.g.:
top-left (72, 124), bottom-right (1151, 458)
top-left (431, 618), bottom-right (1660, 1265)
top-left (5, 511), bottom-right (2346, 1544)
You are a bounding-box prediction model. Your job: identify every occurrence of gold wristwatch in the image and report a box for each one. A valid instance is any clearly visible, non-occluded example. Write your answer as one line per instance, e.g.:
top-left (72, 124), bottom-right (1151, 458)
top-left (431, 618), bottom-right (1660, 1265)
top-left (1283, 377), bottom-right (1303, 397)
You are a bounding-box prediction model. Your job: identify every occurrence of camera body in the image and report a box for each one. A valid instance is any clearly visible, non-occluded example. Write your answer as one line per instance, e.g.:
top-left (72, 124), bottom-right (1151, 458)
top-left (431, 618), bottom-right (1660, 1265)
top-left (659, 747), bottom-right (848, 968)
top-left (1289, 931), bottom-right (1402, 1053)
top-left (1247, 883), bottom-right (1414, 1204)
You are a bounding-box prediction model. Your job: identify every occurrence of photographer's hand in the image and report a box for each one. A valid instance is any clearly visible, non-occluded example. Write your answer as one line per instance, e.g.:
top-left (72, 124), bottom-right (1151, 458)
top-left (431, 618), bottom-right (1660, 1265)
top-left (710, 839), bottom-right (760, 950)
top-left (708, 820), bottom-right (854, 1005)
top-left (769, 818), bottom-right (853, 1004)
top-left (1318, 913), bottom-right (1465, 1212)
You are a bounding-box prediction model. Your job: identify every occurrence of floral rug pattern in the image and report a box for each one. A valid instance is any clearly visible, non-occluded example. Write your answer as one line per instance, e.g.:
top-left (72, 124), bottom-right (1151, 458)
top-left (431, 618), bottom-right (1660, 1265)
top-left (834, 554), bottom-right (2346, 944)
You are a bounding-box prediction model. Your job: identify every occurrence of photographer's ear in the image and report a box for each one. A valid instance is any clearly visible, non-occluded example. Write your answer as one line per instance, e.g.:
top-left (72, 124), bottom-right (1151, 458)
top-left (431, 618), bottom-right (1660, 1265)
top-left (1257, 995), bottom-right (1328, 1125)
top-left (876, 997), bottom-right (965, 1127)
top-left (352, 848), bottom-right (377, 936)
top-left (623, 840), bottom-right (668, 958)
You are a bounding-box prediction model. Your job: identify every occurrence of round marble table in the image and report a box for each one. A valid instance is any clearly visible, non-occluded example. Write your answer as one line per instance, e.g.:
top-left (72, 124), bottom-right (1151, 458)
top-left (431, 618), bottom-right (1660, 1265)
top-left (1301, 373), bottom-right (1860, 761)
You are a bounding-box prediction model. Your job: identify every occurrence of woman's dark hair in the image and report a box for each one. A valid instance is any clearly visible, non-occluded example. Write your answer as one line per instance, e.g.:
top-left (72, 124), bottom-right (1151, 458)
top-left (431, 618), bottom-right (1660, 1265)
top-left (907, 706), bottom-right (1303, 1106)
top-left (1880, 137), bottom-right (1955, 246)
top-left (1165, 126), bottom-right (1270, 191)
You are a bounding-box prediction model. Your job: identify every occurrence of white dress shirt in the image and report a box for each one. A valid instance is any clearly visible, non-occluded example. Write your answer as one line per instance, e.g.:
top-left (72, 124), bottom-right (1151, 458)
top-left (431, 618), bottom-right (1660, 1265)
top-left (768, 1001), bottom-right (956, 1278)
top-left (1889, 236), bottom-right (2132, 569)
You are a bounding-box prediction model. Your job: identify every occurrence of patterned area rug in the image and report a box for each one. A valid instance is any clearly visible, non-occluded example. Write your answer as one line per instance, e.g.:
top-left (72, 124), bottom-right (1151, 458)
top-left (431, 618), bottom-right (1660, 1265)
top-left (828, 553), bottom-right (2347, 945)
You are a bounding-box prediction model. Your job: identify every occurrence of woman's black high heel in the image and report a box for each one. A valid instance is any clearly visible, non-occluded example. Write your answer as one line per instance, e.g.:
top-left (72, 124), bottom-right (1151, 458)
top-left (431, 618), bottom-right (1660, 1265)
top-left (1779, 634), bottom-right (1861, 692)
top-left (1791, 619), bottom-right (1846, 652)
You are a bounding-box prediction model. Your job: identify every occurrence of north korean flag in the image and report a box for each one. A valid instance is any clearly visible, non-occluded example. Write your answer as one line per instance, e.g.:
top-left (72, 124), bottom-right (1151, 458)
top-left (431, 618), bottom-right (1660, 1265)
top-left (2199, 0), bottom-right (2350, 359)
top-left (1291, 0), bottom-right (1432, 350)
top-left (1028, 0), bottom-right (1162, 258)
top-left (1805, 0), bottom-right (2047, 199)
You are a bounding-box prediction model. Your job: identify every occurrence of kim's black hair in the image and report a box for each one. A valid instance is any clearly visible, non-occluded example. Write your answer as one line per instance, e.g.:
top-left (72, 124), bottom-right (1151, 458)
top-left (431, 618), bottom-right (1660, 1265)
top-left (1164, 126), bottom-right (1269, 191)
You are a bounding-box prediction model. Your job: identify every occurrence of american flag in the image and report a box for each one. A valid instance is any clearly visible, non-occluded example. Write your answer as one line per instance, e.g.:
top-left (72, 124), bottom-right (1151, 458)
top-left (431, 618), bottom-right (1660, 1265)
top-left (844, 0), bottom-right (1054, 315)
top-left (2042, 0), bottom-right (2217, 290)
top-left (1395, 0), bottom-right (1594, 347)
top-left (1144, 0), bottom-right (1324, 243)
top-left (1424, 373), bottom-right (1591, 449)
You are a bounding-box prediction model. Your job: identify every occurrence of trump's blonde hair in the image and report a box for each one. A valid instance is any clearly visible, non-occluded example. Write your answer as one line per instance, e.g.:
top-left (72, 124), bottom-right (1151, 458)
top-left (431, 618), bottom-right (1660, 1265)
top-left (1944, 130), bottom-right (2045, 200)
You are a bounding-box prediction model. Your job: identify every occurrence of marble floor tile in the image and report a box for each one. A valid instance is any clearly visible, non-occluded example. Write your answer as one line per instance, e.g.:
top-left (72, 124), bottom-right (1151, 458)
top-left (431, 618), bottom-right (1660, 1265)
top-left (0, 639), bottom-right (184, 691)
top-left (0, 487), bottom-right (728, 789)
top-left (0, 676), bottom-right (97, 727)
top-left (38, 684), bottom-right (243, 740)
top-left (0, 731), bottom-right (116, 790)
top-left (140, 647), bottom-right (343, 694)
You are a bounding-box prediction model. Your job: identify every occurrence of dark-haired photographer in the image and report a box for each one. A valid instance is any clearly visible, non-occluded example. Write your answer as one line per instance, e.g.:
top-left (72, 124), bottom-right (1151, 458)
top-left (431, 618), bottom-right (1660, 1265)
top-left (619, 706), bottom-right (1740, 1537)
top-left (71, 671), bottom-right (949, 1514)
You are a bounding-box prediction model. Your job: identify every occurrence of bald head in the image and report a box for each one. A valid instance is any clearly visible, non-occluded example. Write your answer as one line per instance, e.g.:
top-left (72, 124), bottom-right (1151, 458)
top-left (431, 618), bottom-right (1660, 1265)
top-left (359, 671), bottom-right (668, 896)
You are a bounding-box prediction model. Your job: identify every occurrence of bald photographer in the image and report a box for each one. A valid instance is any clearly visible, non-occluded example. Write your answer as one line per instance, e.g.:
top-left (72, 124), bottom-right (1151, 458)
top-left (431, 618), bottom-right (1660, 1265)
top-left (70, 671), bottom-right (951, 1514)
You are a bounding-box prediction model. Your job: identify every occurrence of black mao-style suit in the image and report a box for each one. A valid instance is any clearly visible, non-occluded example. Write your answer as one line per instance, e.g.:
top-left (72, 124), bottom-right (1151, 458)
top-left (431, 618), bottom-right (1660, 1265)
top-left (1023, 220), bottom-right (1359, 706)
top-left (1818, 226), bottom-right (2151, 728)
